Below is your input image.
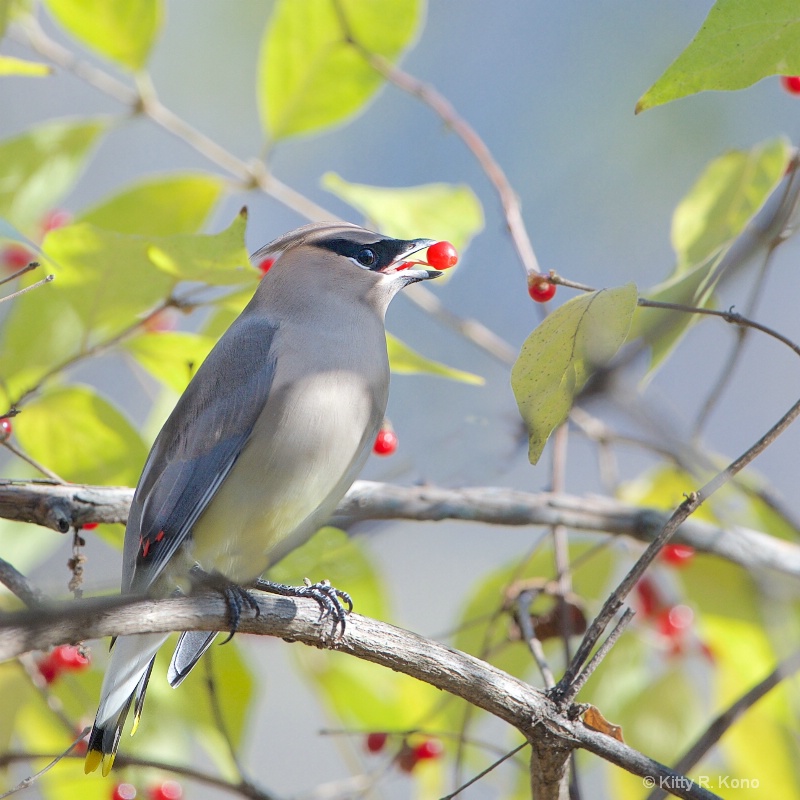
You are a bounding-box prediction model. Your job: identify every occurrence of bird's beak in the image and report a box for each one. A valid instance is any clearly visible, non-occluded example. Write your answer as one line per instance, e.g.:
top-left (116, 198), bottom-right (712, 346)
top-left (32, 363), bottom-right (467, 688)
top-left (382, 238), bottom-right (442, 281)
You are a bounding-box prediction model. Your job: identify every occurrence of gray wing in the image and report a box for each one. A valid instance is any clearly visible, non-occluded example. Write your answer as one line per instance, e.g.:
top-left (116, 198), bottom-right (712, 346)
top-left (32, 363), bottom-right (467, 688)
top-left (123, 316), bottom-right (278, 594)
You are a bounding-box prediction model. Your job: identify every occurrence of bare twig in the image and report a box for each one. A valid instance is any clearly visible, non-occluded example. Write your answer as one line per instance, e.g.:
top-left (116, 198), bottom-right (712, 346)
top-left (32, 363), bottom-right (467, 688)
top-left (0, 732), bottom-right (87, 800)
top-left (516, 590), bottom-right (556, 689)
top-left (0, 558), bottom-right (45, 607)
top-left (0, 750), bottom-right (279, 800)
top-left (1, 439), bottom-right (65, 483)
top-left (556, 392), bottom-right (800, 703)
top-left (331, 0), bottom-right (541, 280)
top-left (439, 742), bottom-right (528, 800)
top-left (0, 273), bottom-right (54, 304)
top-left (0, 260), bottom-right (41, 287)
top-left (646, 648), bottom-right (800, 800)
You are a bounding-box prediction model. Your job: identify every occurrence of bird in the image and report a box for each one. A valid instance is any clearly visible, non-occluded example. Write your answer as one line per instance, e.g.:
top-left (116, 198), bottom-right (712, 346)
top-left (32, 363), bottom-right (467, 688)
top-left (84, 221), bottom-right (442, 775)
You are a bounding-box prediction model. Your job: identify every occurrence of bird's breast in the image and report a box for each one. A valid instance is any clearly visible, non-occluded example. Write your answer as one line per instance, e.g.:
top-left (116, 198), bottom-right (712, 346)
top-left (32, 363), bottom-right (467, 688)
top-left (188, 363), bottom-right (386, 583)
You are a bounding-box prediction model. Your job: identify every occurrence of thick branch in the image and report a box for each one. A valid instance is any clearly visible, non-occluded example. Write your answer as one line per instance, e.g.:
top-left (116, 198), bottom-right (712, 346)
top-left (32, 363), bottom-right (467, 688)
top-left (0, 593), bottom-right (719, 800)
top-left (1, 479), bottom-right (798, 579)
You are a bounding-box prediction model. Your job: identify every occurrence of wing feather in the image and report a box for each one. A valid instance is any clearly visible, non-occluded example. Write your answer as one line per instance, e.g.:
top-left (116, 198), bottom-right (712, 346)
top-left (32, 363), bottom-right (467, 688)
top-left (123, 315), bottom-right (278, 594)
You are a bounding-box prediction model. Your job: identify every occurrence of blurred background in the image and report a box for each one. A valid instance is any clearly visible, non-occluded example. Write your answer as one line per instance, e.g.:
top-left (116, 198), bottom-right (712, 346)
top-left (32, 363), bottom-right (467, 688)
top-left (2, 1), bottom-right (800, 797)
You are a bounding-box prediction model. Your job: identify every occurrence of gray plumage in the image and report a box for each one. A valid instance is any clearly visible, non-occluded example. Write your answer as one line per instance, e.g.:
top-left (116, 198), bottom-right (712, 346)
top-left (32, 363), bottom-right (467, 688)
top-left (85, 222), bottom-right (440, 775)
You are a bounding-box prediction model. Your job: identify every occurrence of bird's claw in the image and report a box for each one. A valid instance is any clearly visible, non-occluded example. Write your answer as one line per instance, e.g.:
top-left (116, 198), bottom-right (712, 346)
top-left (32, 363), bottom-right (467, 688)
top-left (254, 578), bottom-right (352, 636)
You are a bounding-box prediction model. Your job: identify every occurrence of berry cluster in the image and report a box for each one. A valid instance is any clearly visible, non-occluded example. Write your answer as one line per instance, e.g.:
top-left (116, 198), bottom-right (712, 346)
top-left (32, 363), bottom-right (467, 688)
top-left (0, 417), bottom-right (12, 442)
top-left (112, 781), bottom-right (182, 800)
top-left (36, 645), bottom-right (90, 684)
top-left (364, 732), bottom-right (444, 773)
top-left (634, 549), bottom-right (712, 660)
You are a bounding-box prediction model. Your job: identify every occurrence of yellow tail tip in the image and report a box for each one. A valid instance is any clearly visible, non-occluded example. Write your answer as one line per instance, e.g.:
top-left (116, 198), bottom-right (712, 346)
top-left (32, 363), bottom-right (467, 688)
top-left (101, 752), bottom-right (116, 778)
top-left (83, 750), bottom-right (102, 774)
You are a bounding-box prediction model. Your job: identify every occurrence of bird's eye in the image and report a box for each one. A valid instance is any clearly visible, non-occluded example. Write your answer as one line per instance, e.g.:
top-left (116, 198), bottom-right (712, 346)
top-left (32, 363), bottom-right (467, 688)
top-left (356, 248), bottom-right (377, 267)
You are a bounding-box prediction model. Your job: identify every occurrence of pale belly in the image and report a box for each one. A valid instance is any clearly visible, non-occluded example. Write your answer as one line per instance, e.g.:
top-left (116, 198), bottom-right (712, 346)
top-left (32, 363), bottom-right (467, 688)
top-left (185, 371), bottom-right (380, 583)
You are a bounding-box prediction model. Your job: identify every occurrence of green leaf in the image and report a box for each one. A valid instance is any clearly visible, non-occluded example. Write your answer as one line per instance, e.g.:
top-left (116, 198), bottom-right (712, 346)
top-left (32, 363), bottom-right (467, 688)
top-left (672, 138), bottom-right (790, 269)
top-left (387, 333), bottom-right (483, 384)
top-left (42, 0), bottom-right (162, 71)
top-left (76, 173), bottom-right (225, 235)
top-left (145, 209), bottom-right (256, 286)
top-left (511, 284), bottom-right (638, 464)
top-left (258, 0), bottom-right (423, 139)
top-left (0, 118), bottom-right (106, 233)
top-left (627, 254), bottom-right (719, 376)
top-left (0, 270), bottom-right (83, 405)
top-left (637, 0), bottom-right (800, 113)
top-left (0, 55), bottom-right (51, 76)
top-left (323, 173), bottom-right (484, 252)
top-left (43, 212), bottom-right (254, 340)
top-left (14, 384), bottom-right (148, 485)
top-left (123, 331), bottom-right (216, 393)
top-left (43, 222), bottom-right (175, 340)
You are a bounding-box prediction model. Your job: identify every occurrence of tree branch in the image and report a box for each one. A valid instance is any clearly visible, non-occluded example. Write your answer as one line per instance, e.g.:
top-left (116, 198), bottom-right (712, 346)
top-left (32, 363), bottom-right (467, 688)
top-left (1, 479), bottom-right (798, 579)
top-left (0, 592), bottom-right (719, 800)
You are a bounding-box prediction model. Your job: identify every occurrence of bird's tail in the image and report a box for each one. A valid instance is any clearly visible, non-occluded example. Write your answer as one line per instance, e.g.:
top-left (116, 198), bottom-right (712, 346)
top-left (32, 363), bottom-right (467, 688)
top-left (84, 632), bottom-right (169, 776)
top-left (167, 630), bottom-right (219, 687)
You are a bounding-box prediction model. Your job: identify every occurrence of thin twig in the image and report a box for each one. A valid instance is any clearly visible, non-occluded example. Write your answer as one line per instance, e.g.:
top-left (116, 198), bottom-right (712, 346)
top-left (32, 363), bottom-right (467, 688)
top-left (0, 733), bottom-right (87, 800)
top-left (439, 742), bottom-right (528, 800)
top-left (9, 297), bottom-right (180, 409)
top-left (0, 750), bottom-right (279, 800)
top-left (0, 274), bottom-right (53, 304)
top-left (0, 261), bottom-right (41, 287)
top-left (204, 649), bottom-right (247, 778)
top-left (516, 590), bottom-right (556, 689)
top-left (568, 608), bottom-right (635, 698)
top-left (0, 557), bottom-right (45, 607)
top-left (1, 439), bottom-right (65, 483)
top-left (556, 392), bottom-right (800, 703)
top-left (331, 0), bottom-right (541, 279)
top-left (646, 648), bottom-right (800, 800)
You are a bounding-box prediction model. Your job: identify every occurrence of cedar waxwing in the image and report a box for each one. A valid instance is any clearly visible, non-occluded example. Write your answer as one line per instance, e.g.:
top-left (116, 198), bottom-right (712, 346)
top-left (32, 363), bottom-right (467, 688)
top-left (85, 222), bottom-right (442, 775)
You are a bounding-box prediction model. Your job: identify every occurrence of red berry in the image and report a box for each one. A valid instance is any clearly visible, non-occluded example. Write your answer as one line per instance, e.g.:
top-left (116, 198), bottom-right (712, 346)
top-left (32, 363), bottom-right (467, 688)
top-left (660, 543), bottom-right (695, 567)
top-left (37, 655), bottom-right (60, 684)
top-left (1, 244), bottom-right (33, 271)
top-left (425, 241), bottom-right (458, 270)
top-left (50, 644), bottom-right (90, 671)
top-left (148, 781), bottom-right (182, 800)
top-left (413, 738), bottom-right (443, 760)
top-left (257, 257), bottom-right (275, 276)
top-left (112, 784), bottom-right (137, 800)
top-left (41, 208), bottom-right (72, 233)
top-left (634, 578), bottom-right (660, 618)
top-left (373, 427), bottom-right (398, 456)
top-left (0, 417), bottom-right (12, 442)
top-left (658, 605), bottom-right (693, 639)
top-left (780, 75), bottom-right (800, 95)
top-left (528, 277), bottom-right (556, 303)
top-left (82, 522), bottom-right (99, 530)
top-left (144, 309), bottom-right (178, 333)
top-left (365, 732), bottom-right (388, 753)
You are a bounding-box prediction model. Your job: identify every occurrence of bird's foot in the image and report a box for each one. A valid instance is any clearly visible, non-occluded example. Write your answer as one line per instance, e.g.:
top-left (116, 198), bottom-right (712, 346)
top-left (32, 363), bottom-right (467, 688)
top-left (189, 568), bottom-right (260, 644)
top-left (253, 578), bottom-right (352, 636)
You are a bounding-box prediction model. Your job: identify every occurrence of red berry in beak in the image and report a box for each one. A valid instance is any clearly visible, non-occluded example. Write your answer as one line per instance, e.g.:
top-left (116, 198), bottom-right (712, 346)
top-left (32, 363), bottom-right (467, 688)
top-left (425, 241), bottom-right (458, 270)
